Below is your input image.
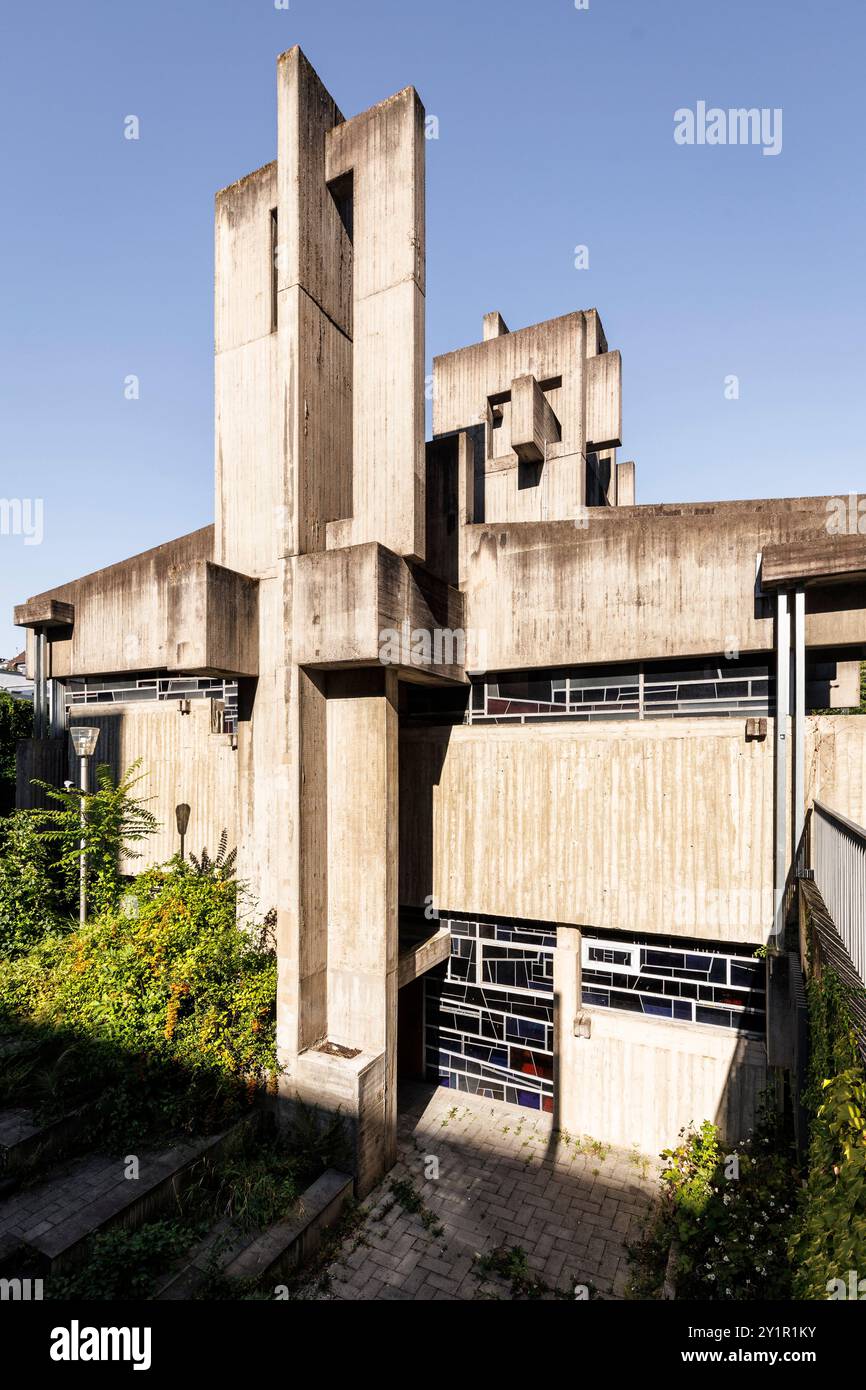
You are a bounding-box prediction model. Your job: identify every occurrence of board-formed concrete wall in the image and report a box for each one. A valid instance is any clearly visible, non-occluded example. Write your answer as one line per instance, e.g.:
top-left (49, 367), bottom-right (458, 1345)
top-left (401, 717), bottom-right (778, 944)
top-left (808, 714), bottom-right (866, 826)
top-left (400, 714), bottom-right (866, 946)
top-left (63, 703), bottom-right (240, 880)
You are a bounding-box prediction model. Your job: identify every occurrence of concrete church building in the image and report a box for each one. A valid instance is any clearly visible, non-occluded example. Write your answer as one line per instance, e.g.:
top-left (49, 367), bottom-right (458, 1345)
top-left (14, 50), bottom-right (866, 1195)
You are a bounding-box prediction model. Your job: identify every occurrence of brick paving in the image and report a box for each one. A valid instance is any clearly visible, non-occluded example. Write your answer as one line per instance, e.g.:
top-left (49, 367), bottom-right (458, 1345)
top-left (303, 1083), bottom-right (659, 1301)
top-left (0, 1147), bottom-right (125, 1247)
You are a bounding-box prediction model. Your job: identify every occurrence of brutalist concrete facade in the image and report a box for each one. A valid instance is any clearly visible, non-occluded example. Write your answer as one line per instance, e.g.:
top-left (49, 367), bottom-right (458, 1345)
top-left (14, 51), bottom-right (866, 1192)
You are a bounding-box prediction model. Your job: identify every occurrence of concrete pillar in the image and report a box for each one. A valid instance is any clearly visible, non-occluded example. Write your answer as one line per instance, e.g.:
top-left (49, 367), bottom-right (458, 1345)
top-left (289, 670), bottom-right (400, 1193)
top-left (616, 460), bottom-right (636, 506)
top-left (324, 87), bottom-right (427, 562)
top-left (33, 630), bottom-right (47, 739)
top-left (483, 311), bottom-right (509, 340)
top-left (553, 925), bottom-right (582, 1135)
top-left (325, 670), bottom-right (400, 1171)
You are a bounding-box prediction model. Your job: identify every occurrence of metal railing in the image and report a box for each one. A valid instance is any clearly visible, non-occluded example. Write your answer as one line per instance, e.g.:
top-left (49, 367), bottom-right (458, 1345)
top-left (812, 800), bottom-right (866, 987)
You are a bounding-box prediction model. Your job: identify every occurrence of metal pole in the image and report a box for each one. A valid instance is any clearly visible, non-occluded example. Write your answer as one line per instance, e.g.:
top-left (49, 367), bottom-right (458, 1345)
top-left (33, 631), bottom-right (45, 739)
top-left (79, 754), bottom-right (88, 925)
top-left (773, 591), bottom-right (790, 944)
top-left (793, 588), bottom-right (806, 857)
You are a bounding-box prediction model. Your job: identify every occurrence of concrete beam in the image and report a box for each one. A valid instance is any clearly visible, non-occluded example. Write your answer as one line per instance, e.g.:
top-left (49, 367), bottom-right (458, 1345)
top-left (397, 925), bottom-right (452, 989)
top-left (462, 499), bottom-right (866, 671)
top-left (761, 535), bottom-right (866, 589)
top-left (293, 543), bottom-right (467, 682)
top-left (14, 598), bottom-right (74, 630)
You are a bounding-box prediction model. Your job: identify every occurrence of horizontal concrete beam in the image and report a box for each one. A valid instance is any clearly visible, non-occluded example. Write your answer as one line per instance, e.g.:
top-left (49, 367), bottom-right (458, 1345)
top-left (14, 598), bottom-right (74, 630)
top-left (398, 925), bottom-right (452, 988)
top-left (761, 536), bottom-right (866, 588)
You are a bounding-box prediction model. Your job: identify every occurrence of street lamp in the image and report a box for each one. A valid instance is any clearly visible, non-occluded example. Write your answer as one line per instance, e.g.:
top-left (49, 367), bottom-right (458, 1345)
top-left (175, 803), bottom-right (191, 861)
top-left (70, 726), bottom-right (100, 924)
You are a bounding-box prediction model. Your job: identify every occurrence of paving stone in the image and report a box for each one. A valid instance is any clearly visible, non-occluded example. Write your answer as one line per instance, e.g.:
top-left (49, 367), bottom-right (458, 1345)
top-left (297, 1083), bottom-right (658, 1303)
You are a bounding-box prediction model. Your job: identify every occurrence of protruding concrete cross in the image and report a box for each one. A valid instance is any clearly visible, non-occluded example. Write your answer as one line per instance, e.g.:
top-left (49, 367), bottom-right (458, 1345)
top-left (510, 373), bottom-right (561, 464)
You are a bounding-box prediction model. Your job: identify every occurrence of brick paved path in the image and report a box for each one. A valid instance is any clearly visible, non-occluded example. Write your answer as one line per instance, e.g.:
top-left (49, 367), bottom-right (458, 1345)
top-left (0, 1149), bottom-right (124, 1247)
top-left (304, 1084), bottom-right (659, 1301)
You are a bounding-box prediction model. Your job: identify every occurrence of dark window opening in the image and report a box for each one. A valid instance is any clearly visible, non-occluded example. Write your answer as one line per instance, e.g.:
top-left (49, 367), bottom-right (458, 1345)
top-left (270, 207), bottom-right (279, 334)
top-left (328, 170), bottom-right (354, 242)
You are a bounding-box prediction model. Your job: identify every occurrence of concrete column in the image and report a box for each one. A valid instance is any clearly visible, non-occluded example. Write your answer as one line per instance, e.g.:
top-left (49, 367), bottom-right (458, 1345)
top-left (616, 460), bottom-right (635, 506)
top-left (553, 925), bottom-right (582, 1136)
top-left (483, 311), bottom-right (509, 340)
top-left (325, 670), bottom-right (400, 1172)
top-left (324, 87), bottom-right (427, 562)
top-left (33, 630), bottom-right (47, 739)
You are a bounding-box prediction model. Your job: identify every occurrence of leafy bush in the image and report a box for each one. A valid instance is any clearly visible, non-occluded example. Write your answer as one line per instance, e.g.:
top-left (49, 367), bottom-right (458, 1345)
top-left (188, 830), bottom-right (237, 881)
top-left (0, 863), bottom-right (278, 1142)
top-left (658, 1119), bottom-right (720, 1235)
top-left (0, 809), bottom-right (65, 953)
top-left (31, 760), bottom-right (159, 918)
top-left (49, 1221), bottom-right (198, 1301)
top-left (0, 760), bottom-right (159, 955)
top-left (789, 969), bottom-right (866, 1298)
top-left (629, 1105), bottom-right (798, 1300)
top-left (0, 688), bottom-right (32, 811)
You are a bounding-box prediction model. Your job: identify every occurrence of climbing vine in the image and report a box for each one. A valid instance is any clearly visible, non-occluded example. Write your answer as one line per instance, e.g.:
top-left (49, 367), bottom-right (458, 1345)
top-left (789, 968), bottom-right (866, 1299)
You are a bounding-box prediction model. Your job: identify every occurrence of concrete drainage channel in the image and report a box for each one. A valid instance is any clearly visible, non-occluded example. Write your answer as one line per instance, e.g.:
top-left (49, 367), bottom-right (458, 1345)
top-left (0, 1104), bottom-right (354, 1297)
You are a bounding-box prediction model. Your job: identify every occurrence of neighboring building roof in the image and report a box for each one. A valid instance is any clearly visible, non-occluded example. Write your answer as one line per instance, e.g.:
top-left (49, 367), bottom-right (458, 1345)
top-left (0, 670), bottom-right (33, 699)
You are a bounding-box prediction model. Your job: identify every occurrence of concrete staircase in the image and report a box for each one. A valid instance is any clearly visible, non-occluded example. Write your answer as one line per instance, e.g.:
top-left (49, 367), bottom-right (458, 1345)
top-left (0, 1113), bottom-right (258, 1275)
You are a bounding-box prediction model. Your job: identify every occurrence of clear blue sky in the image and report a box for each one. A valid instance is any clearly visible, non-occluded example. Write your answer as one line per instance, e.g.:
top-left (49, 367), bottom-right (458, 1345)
top-left (1, 0), bottom-right (864, 654)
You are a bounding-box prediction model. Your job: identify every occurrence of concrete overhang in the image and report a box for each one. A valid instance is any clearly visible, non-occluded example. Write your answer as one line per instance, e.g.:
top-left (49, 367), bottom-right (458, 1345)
top-left (13, 598), bottom-right (74, 630)
top-left (15, 528), bottom-right (260, 680)
top-left (398, 924), bottom-right (452, 989)
top-left (461, 498), bottom-right (866, 670)
top-left (294, 542), bottom-right (467, 684)
top-left (760, 537), bottom-right (866, 589)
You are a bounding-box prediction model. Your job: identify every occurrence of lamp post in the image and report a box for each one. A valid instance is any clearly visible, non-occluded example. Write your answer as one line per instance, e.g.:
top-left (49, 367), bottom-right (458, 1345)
top-left (69, 727), bottom-right (100, 924)
top-left (175, 803), bottom-right (191, 861)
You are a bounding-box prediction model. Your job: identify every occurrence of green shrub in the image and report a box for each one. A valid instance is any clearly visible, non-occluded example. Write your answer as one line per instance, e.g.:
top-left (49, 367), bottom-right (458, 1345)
top-left (31, 760), bottom-right (159, 918)
top-left (0, 863), bottom-right (278, 1142)
top-left (789, 969), bottom-right (866, 1298)
top-left (0, 688), bottom-right (32, 813)
top-left (0, 809), bottom-right (67, 953)
top-left (629, 1105), bottom-right (798, 1300)
top-left (49, 1221), bottom-right (197, 1301)
top-left (658, 1119), bottom-right (720, 1236)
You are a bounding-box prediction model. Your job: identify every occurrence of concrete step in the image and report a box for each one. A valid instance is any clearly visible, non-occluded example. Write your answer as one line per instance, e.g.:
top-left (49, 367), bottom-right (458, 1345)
top-left (0, 1114), bottom-right (259, 1274)
top-left (154, 1217), bottom-right (253, 1300)
top-left (156, 1168), bottom-right (354, 1298)
top-left (0, 1105), bottom-right (92, 1180)
top-left (221, 1169), bottom-right (353, 1287)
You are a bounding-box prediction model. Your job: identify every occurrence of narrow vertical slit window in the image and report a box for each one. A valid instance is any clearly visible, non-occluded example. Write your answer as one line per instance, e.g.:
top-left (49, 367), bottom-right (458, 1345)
top-left (327, 171), bottom-right (354, 243)
top-left (270, 207), bottom-right (279, 334)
